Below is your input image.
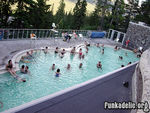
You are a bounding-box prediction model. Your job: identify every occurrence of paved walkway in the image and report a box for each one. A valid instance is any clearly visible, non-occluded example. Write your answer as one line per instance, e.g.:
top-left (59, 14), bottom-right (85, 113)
top-left (0, 38), bottom-right (121, 68)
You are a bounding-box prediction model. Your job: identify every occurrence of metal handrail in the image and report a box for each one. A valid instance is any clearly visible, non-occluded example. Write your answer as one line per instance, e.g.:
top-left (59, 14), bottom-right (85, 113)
top-left (0, 29), bottom-right (94, 40)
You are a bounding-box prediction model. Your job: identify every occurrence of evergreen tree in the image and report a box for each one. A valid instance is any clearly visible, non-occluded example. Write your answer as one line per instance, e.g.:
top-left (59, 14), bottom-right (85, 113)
top-left (109, 0), bottom-right (125, 31)
top-left (55, 0), bottom-right (65, 29)
top-left (0, 0), bottom-right (16, 27)
top-left (135, 0), bottom-right (150, 25)
top-left (13, 0), bottom-right (36, 28)
top-left (73, 0), bottom-right (87, 29)
top-left (28, 0), bottom-right (53, 28)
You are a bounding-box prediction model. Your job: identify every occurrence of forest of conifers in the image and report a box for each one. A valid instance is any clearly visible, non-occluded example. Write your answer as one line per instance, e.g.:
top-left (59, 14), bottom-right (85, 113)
top-left (0, 0), bottom-right (150, 32)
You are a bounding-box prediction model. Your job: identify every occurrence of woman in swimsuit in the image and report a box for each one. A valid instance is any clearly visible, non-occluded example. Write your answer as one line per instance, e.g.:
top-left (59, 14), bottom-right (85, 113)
top-left (79, 48), bottom-right (82, 58)
top-left (6, 60), bottom-right (26, 82)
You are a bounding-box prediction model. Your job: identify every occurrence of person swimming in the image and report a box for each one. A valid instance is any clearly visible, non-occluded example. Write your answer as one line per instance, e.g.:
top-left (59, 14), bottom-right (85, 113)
top-left (44, 47), bottom-right (48, 54)
top-left (50, 64), bottom-right (55, 70)
top-left (127, 62), bottom-right (132, 65)
top-left (20, 65), bottom-right (25, 73)
top-left (59, 52), bottom-right (64, 58)
top-left (119, 56), bottom-right (123, 60)
top-left (79, 63), bottom-right (83, 69)
top-left (61, 49), bottom-right (66, 54)
top-left (121, 65), bottom-right (125, 67)
top-left (79, 48), bottom-right (82, 57)
top-left (55, 69), bottom-right (60, 77)
top-left (97, 61), bottom-right (102, 69)
top-left (82, 54), bottom-right (85, 59)
top-left (67, 64), bottom-right (71, 70)
top-left (114, 46), bottom-right (118, 51)
top-left (71, 47), bottom-right (76, 54)
top-left (55, 47), bottom-right (59, 53)
top-left (24, 66), bottom-right (29, 74)
top-left (96, 43), bottom-right (100, 47)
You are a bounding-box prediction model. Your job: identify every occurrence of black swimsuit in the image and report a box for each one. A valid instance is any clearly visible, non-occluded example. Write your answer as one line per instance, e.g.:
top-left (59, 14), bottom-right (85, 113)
top-left (7, 64), bottom-right (13, 69)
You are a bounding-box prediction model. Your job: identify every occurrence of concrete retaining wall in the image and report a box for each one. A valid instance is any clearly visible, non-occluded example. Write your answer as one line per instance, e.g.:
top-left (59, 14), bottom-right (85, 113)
top-left (3, 62), bottom-right (137, 113)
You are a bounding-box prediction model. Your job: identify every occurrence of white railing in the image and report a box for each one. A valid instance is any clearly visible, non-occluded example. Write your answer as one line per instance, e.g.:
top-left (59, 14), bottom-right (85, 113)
top-left (0, 29), bottom-right (91, 40)
top-left (107, 29), bottom-right (126, 45)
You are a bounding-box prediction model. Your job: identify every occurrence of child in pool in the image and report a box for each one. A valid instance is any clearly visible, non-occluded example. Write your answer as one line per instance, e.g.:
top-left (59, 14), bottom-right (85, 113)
top-left (97, 61), bottom-right (102, 69)
top-left (55, 69), bottom-right (60, 77)
top-left (67, 64), bottom-right (71, 70)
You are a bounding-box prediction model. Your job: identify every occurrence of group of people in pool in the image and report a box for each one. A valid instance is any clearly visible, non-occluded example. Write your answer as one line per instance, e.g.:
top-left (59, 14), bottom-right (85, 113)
top-left (6, 41), bottom-right (137, 80)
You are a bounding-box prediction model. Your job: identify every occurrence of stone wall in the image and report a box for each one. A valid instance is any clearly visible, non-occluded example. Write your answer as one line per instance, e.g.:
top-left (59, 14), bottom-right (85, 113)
top-left (136, 48), bottom-right (150, 113)
top-left (125, 22), bottom-right (150, 50)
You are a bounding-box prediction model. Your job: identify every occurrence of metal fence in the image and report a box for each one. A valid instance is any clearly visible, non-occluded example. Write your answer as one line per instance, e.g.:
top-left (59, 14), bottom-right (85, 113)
top-left (0, 29), bottom-right (90, 40)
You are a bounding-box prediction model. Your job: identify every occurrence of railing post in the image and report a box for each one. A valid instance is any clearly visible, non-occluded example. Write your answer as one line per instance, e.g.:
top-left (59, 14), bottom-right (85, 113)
top-left (110, 30), bottom-right (115, 40)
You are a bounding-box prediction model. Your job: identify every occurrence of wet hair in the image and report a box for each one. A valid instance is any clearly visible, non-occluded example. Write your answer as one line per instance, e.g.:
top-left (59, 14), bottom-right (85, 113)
top-left (121, 65), bottom-right (124, 67)
top-left (57, 69), bottom-right (60, 72)
top-left (46, 47), bottom-right (48, 49)
top-left (21, 65), bottom-right (25, 69)
top-left (56, 47), bottom-right (58, 49)
top-left (53, 64), bottom-right (55, 66)
top-left (128, 62), bottom-right (132, 64)
top-left (8, 60), bottom-right (11, 64)
top-left (26, 66), bottom-right (29, 69)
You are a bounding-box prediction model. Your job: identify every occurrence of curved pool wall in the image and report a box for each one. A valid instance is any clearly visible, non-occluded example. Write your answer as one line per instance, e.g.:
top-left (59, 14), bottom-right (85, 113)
top-left (1, 62), bottom-right (138, 113)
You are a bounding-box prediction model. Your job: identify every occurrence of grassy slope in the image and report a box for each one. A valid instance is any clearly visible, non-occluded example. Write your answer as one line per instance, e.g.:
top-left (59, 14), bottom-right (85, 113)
top-left (47, 0), bottom-right (95, 14)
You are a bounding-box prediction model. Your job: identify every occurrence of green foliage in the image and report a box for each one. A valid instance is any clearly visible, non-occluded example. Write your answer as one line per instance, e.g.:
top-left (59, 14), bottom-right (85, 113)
top-left (0, 0), bottom-right (150, 31)
top-left (55, 0), bottom-right (65, 29)
top-left (0, 0), bottom-right (16, 27)
top-left (73, 0), bottom-right (87, 29)
top-left (135, 0), bottom-right (150, 25)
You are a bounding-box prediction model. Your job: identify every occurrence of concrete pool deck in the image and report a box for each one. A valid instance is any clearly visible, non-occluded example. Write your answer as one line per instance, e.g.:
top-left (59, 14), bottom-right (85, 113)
top-left (0, 38), bottom-right (122, 68)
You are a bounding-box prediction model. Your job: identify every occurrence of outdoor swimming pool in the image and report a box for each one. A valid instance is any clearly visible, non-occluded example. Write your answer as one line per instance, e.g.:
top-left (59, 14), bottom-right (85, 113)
top-left (0, 46), bottom-right (139, 112)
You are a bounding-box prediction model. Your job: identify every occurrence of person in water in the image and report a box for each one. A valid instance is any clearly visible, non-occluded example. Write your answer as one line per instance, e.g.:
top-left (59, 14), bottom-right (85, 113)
top-left (24, 66), bottom-right (29, 74)
top-left (96, 43), bottom-right (100, 47)
top-left (44, 47), bottom-right (48, 54)
top-left (97, 61), bottom-right (102, 69)
top-left (82, 54), bottom-right (85, 59)
top-left (55, 47), bottom-right (59, 53)
top-left (61, 49), bottom-right (66, 54)
top-left (59, 52), bottom-right (64, 58)
top-left (101, 48), bottom-right (104, 54)
top-left (127, 62), bottom-right (132, 65)
top-left (79, 63), bottom-right (83, 69)
top-left (55, 69), bottom-right (60, 77)
top-left (6, 60), bottom-right (26, 82)
top-left (20, 65), bottom-right (25, 73)
top-left (67, 64), bottom-right (71, 70)
top-left (114, 46), bottom-right (118, 51)
top-left (79, 48), bottom-right (82, 58)
top-left (119, 56), bottom-right (123, 60)
top-left (50, 64), bottom-right (55, 70)
top-left (71, 47), bottom-right (76, 54)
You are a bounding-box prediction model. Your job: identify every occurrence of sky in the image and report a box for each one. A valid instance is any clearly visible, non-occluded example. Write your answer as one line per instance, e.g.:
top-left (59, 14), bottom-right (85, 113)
top-left (124, 0), bottom-right (146, 6)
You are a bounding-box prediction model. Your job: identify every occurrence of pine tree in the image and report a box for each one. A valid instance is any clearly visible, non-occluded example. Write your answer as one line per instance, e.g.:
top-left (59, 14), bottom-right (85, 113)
top-left (0, 0), bottom-right (16, 27)
top-left (109, 0), bottom-right (125, 31)
top-left (55, 0), bottom-right (65, 29)
top-left (28, 0), bottom-right (53, 29)
top-left (73, 0), bottom-right (87, 29)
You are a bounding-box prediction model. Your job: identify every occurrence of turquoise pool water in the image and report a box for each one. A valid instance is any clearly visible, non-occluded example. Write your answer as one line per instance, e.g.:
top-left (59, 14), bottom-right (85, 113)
top-left (0, 46), bottom-right (139, 112)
